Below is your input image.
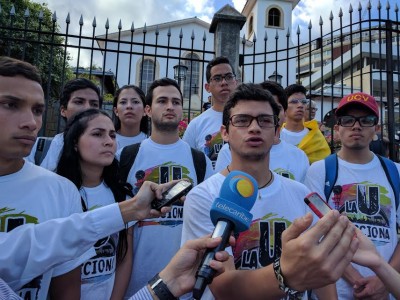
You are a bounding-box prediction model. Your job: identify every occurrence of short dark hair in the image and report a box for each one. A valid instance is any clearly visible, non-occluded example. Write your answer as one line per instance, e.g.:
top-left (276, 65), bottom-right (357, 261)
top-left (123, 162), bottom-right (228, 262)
top-left (285, 83), bottom-right (307, 99)
top-left (259, 80), bottom-right (287, 111)
top-left (112, 85), bottom-right (149, 134)
top-left (60, 78), bottom-right (102, 110)
top-left (206, 56), bottom-right (235, 83)
top-left (145, 77), bottom-right (183, 106)
top-left (222, 83), bottom-right (280, 131)
top-left (0, 56), bottom-right (42, 84)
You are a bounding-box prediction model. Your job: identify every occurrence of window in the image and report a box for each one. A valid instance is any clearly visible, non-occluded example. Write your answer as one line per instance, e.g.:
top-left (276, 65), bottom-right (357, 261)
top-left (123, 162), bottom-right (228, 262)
top-left (248, 15), bottom-right (254, 37)
top-left (183, 53), bottom-right (200, 99)
top-left (267, 8), bottom-right (281, 27)
top-left (140, 59), bottom-right (155, 93)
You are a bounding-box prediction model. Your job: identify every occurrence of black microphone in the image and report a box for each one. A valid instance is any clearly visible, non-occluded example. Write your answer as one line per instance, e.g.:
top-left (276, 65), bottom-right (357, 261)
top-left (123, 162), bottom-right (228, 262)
top-left (193, 170), bottom-right (258, 299)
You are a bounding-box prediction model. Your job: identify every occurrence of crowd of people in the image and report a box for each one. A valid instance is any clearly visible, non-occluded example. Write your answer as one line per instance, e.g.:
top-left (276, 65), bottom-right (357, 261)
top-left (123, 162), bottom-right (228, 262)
top-left (1, 54), bottom-right (400, 300)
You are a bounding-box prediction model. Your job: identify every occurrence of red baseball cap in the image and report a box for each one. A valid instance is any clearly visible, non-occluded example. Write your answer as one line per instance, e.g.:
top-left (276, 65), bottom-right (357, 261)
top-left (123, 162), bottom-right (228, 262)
top-left (335, 92), bottom-right (379, 118)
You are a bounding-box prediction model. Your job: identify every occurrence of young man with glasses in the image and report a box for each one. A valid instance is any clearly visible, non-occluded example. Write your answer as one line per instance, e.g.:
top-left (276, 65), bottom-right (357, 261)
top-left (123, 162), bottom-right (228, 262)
top-left (183, 56), bottom-right (237, 168)
top-left (215, 81), bottom-right (309, 183)
top-left (280, 83), bottom-right (330, 164)
top-left (182, 83), bottom-right (337, 299)
top-left (305, 92), bottom-right (400, 299)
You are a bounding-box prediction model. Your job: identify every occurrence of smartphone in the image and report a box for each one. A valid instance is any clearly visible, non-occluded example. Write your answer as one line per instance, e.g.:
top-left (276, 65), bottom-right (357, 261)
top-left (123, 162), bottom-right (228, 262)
top-left (304, 192), bottom-right (332, 218)
top-left (151, 180), bottom-right (193, 210)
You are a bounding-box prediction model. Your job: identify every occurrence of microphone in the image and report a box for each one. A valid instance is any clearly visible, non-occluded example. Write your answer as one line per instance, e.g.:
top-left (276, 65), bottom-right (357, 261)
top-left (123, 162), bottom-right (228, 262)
top-left (193, 170), bottom-right (258, 299)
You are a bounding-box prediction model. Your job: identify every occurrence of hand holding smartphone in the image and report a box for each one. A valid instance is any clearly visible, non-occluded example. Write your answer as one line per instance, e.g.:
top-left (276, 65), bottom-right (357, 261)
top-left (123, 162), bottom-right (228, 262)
top-left (304, 192), bottom-right (332, 218)
top-left (151, 180), bottom-right (193, 210)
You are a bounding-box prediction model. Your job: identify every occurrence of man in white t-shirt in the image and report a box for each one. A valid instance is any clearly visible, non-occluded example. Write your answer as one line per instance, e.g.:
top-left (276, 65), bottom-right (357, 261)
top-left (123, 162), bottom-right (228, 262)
top-left (215, 80), bottom-right (309, 182)
top-left (280, 83), bottom-right (330, 164)
top-left (182, 83), bottom-right (338, 299)
top-left (121, 78), bottom-right (214, 298)
top-left (304, 92), bottom-right (400, 299)
top-left (0, 57), bottom-right (92, 299)
top-left (183, 56), bottom-right (238, 168)
top-left (26, 78), bottom-right (102, 170)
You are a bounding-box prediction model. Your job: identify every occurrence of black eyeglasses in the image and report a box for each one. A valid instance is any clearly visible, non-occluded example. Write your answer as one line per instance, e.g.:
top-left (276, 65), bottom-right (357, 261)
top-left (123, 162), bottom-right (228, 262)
top-left (210, 73), bottom-right (236, 84)
top-left (229, 114), bottom-right (278, 128)
top-left (337, 115), bottom-right (378, 127)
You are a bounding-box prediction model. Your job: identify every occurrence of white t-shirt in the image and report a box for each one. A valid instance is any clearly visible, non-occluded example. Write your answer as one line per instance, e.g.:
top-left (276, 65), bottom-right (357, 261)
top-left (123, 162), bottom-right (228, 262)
top-left (1, 204), bottom-right (123, 291)
top-left (116, 132), bottom-right (147, 151)
top-left (80, 183), bottom-right (119, 300)
top-left (215, 140), bottom-right (309, 183)
top-left (182, 108), bottom-right (224, 168)
top-left (123, 138), bottom-right (214, 298)
top-left (181, 172), bottom-right (311, 300)
top-left (26, 133), bottom-right (64, 171)
top-left (304, 155), bottom-right (400, 300)
top-left (0, 161), bottom-right (91, 299)
top-left (280, 127), bottom-right (309, 146)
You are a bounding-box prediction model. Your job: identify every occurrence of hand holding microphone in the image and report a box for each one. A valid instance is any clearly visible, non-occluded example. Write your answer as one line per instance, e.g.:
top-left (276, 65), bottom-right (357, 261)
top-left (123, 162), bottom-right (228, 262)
top-left (193, 171), bottom-right (258, 299)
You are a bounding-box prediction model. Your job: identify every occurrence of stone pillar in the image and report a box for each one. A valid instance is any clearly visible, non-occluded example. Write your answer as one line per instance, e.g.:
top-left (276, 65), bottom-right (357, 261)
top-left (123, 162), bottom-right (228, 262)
top-left (209, 5), bottom-right (246, 75)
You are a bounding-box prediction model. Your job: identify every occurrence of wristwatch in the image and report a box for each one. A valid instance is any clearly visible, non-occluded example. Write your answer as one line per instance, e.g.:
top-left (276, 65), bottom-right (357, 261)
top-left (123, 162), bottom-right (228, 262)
top-left (148, 273), bottom-right (178, 300)
top-left (273, 257), bottom-right (304, 300)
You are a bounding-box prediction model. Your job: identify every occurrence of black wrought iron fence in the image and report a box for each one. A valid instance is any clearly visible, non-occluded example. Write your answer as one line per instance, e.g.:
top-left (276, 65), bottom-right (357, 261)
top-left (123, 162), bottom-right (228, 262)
top-left (239, 2), bottom-right (400, 160)
top-left (1, 2), bottom-right (400, 160)
top-left (0, 5), bottom-right (215, 134)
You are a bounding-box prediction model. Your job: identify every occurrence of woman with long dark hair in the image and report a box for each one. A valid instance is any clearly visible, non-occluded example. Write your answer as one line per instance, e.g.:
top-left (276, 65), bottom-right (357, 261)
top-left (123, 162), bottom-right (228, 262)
top-left (57, 109), bottom-right (132, 299)
top-left (113, 85), bottom-right (149, 150)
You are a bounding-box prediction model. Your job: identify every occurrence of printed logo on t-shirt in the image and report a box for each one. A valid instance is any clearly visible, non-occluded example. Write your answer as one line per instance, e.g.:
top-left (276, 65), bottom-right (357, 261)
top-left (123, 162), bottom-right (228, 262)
top-left (0, 207), bottom-right (38, 231)
top-left (81, 235), bottom-right (117, 283)
top-left (203, 132), bottom-right (224, 166)
top-left (233, 213), bottom-right (292, 270)
top-left (130, 163), bottom-right (194, 226)
top-left (330, 182), bottom-right (393, 245)
top-left (18, 276), bottom-right (43, 300)
top-left (273, 168), bottom-right (295, 180)
top-left (0, 208), bottom-right (42, 299)
top-left (131, 162), bottom-right (193, 195)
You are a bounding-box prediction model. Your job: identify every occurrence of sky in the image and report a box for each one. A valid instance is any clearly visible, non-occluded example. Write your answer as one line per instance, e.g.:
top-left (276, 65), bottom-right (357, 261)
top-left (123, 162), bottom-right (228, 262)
top-left (32, 0), bottom-right (387, 36)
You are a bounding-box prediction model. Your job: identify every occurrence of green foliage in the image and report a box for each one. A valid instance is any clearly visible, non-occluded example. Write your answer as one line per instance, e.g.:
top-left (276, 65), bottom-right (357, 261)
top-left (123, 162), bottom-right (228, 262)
top-left (0, 0), bottom-right (71, 102)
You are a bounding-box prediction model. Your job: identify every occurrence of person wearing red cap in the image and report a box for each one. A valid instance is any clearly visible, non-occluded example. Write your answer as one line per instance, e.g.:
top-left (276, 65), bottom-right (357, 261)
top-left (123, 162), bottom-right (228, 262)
top-left (305, 92), bottom-right (400, 299)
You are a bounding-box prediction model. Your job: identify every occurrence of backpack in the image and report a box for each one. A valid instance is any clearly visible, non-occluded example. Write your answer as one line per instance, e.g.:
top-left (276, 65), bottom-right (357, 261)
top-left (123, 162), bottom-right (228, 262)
top-left (324, 153), bottom-right (400, 209)
top-left (34, 137), bottom-right (53, 165)
top-left (119, 142), bottom-right (207, 197)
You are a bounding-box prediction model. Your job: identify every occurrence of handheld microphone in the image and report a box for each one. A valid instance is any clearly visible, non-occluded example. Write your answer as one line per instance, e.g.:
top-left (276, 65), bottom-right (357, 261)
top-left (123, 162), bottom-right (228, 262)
top-left (193, 170), bottom-right (258, 299)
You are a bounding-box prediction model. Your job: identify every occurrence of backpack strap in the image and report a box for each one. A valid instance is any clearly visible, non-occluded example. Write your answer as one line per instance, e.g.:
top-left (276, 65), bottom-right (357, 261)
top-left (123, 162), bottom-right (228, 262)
top-left (324, 153), bottom-right (338, 200)
top-left (119, 143), bottom-right (141, 182)
top-left (34, 137), bottom-right (53, 165)
top-left (119, 143), bottom-right (141, 197)
top-left (377, 155), bottom-right (400, 210)
top-left (191, 148), bottom-right (206, 184)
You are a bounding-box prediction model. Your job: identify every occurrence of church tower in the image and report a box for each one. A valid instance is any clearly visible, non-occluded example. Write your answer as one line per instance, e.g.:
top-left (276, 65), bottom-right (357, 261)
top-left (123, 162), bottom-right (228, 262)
top-left (240, 0), bottom-right (300, 85)
top-left (241, 0), bottom-right (299, 42)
